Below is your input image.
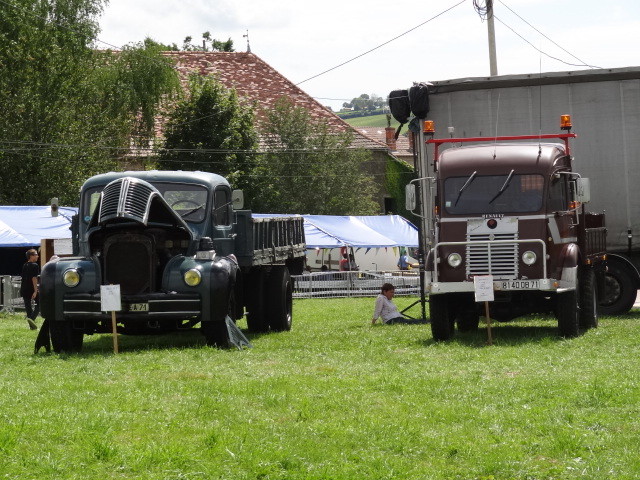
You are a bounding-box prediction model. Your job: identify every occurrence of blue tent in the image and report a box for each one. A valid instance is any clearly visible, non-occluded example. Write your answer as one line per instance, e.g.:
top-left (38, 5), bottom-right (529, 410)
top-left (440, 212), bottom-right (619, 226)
top-left (254, 214), bottom-right (418, 249)
top-left (0, 206), bottom-right (76, 247)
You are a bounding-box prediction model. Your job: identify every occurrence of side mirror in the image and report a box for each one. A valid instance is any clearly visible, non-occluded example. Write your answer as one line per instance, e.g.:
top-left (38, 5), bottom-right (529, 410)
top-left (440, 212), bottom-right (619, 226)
top-left (231, 190), bottom-right (244, 210)
top-left (405, 184), bottom-right (417, 211)
top-left (575, 178), bottom-right (591, 204)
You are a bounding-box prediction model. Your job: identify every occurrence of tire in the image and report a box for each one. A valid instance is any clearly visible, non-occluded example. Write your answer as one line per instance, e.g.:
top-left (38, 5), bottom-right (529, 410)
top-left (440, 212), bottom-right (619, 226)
top-left (201, 320), bottom-right (229, 348)
top-left (599, 262), bottom-right (637, 315)
top-left (246, 269), bottom-right (269, 332)
top-left (457, 310), bottom-right (480, 332)
top-left (579, 267), bottom-right (598, 329)
top-left (50, 320), bottom-right (83, 353)
top-left (267, 266), bottom-right (293, 332)
top-left (557, 289), bottom-right (580, 337)
top-left (429, 295), bottom-right (454, 341)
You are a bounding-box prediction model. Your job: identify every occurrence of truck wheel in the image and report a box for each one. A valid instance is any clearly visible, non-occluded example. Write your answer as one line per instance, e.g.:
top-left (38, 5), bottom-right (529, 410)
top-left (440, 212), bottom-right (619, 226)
top-left (579, 267), bottom-right (598, 329)
top-left (457, 311), bottom-right (480, 332)
top-left (267, 266), bottom-right (292, 332)
top-left (201, 321), bottom-right (229, 348)
top-left (430, 295), bottom-right (454, 341)
top-left (556, 289), bottom-right (580, 338)
top-left (50, 320), bottom-right (83, 353)
top-left (599, 262), bottom-right (637, 315)
top-left (246, 269), bottom-right (269, 332)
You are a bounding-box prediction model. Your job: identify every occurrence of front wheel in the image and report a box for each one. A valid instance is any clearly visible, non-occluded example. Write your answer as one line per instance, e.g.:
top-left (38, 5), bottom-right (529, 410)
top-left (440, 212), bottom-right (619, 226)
top-left (50, 320), bottom-right (83, 353)
top-left (579, 267), bottom-right (598, 329)
top-left (429, 295), bottom-right (454, 341)
top-left (557, 289), bottom-right (580, 338)
top-left (201, 321), bottom-right (229, 348)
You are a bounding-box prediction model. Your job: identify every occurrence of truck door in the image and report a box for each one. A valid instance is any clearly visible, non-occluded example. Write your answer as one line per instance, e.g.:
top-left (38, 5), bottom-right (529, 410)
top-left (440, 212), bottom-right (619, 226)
top-left (213, 186), bottom-right (234, 255)
top-left (548, 174), bottom-right (577, 259)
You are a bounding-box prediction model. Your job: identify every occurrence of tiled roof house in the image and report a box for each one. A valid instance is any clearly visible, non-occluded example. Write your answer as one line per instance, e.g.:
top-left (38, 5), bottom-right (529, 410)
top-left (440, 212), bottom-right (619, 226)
top-left (153, 51), bottom-right (410, 213)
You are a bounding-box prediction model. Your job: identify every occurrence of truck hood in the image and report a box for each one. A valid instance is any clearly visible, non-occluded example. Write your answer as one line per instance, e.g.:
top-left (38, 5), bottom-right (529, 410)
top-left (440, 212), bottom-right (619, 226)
top-left (87, 177), bottom-right (193, 236)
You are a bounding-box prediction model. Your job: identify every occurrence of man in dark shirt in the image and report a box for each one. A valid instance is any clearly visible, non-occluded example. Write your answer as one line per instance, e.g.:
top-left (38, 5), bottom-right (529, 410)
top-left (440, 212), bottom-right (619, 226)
top-left (20, 249), bottom-right (40, 330)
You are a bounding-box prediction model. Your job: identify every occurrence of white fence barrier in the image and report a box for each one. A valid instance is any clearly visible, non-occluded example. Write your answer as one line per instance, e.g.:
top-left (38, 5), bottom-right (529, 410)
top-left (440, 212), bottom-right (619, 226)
top-left (1, 276), bottom-right (23, 314)
top-left (292, 271), bottom-right (420, 299)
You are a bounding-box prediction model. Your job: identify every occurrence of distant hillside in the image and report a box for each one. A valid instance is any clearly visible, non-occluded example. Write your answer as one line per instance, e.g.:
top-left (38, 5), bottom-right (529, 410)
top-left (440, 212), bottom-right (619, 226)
top-left (342, 114), bottom-right (399, 128)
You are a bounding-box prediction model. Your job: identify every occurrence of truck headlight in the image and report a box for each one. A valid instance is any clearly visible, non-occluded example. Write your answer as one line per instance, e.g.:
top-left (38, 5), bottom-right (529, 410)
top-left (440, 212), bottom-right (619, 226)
top-left (447, 253), bottom-right (462, 268)
top-left (184, 268), bottom-right (202, 287)
top-left (522, 251), bottom-right (537, 265)
top-left (62, 268), bottom-right (80, 287)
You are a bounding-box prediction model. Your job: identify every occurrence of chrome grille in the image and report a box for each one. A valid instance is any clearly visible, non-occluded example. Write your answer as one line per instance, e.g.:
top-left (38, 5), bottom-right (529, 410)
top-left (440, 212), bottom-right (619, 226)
top-left (99, 178), bottom-right (155, 224)
top-left (466, 233), bottom-right (518, 278)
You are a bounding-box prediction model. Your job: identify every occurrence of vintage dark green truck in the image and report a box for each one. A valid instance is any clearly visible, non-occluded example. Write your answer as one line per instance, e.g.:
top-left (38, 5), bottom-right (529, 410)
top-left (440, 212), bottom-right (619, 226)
top-left (39, 171), bottom-right (305, 352)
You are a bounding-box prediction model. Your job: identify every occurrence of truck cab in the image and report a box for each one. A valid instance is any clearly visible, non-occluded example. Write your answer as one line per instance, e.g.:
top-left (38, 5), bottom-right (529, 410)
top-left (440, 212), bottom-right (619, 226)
top-left (422, 129), bottom-right (606, 340)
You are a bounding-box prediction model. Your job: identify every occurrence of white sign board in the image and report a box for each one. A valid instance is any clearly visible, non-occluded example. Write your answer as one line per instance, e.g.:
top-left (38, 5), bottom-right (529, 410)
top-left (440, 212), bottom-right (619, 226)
top-left (474, 275), bottom-right (495, 302)
top-left (100, 285), bottom-right (122, 312)
top-left (53, 238), bottom-right (73, 255)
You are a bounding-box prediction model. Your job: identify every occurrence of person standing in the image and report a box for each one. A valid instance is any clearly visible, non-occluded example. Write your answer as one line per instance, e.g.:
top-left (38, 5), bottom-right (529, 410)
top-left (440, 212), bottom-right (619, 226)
top-left (20, 249), bottom-right (40, 330)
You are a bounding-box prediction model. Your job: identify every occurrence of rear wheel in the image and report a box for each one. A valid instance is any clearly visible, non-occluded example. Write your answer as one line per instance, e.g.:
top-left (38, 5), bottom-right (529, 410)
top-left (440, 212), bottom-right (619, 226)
top-left (246, 269), bottom-right (269, 332)
top-left (599, 262), bottom-right (637, 315)
top-left (579, 267), bottom-right (598, 329)
top-left (267, 266), bottom-right (293, 332)
top-left (50, 320), bottom-right (83, 353)
top-left (430, 295), bottom-right (454, 341)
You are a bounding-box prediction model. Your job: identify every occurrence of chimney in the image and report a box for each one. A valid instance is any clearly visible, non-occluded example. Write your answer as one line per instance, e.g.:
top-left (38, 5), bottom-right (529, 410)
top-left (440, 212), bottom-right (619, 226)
top-left (385, 127), bottom-right (397, 151)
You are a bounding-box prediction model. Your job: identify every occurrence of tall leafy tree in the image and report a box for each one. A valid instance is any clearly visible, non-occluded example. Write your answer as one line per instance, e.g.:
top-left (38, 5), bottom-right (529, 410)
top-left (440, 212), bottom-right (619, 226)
top-left (252, 97), bottom-right (378, 215)
top-left (0, 1), bottom-right (179, 205)
top-left (157, 75), bottom-right (257, 194)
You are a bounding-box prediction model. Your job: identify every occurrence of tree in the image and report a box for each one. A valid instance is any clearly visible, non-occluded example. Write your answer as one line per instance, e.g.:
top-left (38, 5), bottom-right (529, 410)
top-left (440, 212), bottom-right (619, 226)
top-left (0, 1), bottom-right (179, 205)
top-left (157, 75), bottom-right (258, 194)
top-left (343, 93), bottom-right (385, 112)
top-left (182, 32), bottom-right (234, 52)
top-left (252, 97), bottom-right (378, 215)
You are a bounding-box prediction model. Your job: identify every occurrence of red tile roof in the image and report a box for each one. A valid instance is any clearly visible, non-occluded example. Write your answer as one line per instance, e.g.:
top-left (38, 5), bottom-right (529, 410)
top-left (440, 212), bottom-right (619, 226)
top-left (162, 52), bottom-right (387, 151)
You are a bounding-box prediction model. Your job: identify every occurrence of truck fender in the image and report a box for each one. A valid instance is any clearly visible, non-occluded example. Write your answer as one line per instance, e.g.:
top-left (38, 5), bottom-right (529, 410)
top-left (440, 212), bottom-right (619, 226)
top-left (40, 256), bottom-right (101, 320)
top-left (558, 243), bottom-right (579, 290)
top-left (203, 256), bottom-right (238, 324)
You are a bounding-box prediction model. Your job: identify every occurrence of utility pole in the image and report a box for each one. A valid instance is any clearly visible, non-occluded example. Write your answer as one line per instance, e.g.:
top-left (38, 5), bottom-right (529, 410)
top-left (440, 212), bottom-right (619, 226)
top-left (487, 0), bottom-right (498, 76)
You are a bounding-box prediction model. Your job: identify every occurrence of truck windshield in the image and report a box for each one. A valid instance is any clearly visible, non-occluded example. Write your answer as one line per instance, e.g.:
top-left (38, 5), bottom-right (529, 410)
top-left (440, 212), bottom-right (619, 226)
top-left (444, 174), bottom-right (544, 214)
top-left (82, 182), bottom-right (209, 223)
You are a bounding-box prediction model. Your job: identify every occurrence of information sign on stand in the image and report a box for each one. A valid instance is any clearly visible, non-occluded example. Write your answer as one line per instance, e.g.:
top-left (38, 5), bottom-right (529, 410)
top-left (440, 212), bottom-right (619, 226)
top-left (474, 275), bottom-right (494, 345)
top-left (100, 285), bottom-right (121, 353)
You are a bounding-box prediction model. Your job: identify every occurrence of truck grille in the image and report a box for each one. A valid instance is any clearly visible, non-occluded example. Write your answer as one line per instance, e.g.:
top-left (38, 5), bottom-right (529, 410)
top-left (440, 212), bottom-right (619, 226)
top-left (466, 233), bottom-right (518, 278)
top-left (100, 178), bottom-right (155, 224)
top-left (104, 234), bottom-right (154, 295)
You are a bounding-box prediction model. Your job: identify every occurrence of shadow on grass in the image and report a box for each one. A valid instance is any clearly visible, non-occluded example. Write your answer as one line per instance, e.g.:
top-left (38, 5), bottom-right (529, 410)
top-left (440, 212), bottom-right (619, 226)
top-left (419, 321), bottom-right (574, 348)
top-left (66, 326), bottom-right (268, 355)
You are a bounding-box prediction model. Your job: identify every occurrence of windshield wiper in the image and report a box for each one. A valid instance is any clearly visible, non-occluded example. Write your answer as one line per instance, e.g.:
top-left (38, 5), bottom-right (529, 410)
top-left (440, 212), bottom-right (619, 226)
top-left (454, 171), bottom-right (477, 206)
top-left (179, 204), bottom-right (205, 218)
top-left (488, 169), bottom-right (515, 204)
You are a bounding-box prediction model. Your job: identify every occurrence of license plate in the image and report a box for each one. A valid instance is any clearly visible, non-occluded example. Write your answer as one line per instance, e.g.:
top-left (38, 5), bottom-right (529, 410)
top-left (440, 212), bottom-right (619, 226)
top-left (498, 280), bottom-right (540, 290)
top-left (128, 303), bottom-right (149, 312)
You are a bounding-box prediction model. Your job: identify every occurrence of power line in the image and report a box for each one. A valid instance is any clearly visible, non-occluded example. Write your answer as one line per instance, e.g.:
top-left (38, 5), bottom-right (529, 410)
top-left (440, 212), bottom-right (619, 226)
top-left (295, 0), bottom-right (466, 86)
top-left (494, 15), bottom-right (600, 69)
top-left (497, 0), bottom-right (599, 69)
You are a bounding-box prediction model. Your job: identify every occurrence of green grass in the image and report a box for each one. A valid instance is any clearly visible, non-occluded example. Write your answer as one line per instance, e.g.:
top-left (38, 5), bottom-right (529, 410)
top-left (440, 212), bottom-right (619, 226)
top-left (2, 298), bottom-right (640, 479)
top-left (341, 114), bottom-right (400, 128)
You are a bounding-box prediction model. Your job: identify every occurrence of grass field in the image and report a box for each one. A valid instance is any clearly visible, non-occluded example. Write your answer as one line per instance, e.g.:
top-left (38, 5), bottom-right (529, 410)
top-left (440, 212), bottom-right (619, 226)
top-left (2, 298), bottom-right (640, 479)
top-left (341, 114), bottom-right (400, 128)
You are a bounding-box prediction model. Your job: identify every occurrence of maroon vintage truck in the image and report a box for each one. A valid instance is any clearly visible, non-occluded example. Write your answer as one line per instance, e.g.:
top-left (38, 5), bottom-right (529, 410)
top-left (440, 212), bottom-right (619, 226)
top-left (414, 119), bottom-right (607, 340)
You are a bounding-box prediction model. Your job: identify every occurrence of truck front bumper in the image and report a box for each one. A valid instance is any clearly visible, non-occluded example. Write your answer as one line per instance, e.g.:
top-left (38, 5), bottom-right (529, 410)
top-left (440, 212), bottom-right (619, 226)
top-left (429, 278), bottom-right (570, 294)
top-left (62, 292), bottom-right (201, 321)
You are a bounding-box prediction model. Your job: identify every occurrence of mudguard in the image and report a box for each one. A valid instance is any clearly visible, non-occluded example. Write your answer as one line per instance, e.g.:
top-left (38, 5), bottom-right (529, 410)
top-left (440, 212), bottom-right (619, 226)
top-left (558, 243), bottom-right (579, 289)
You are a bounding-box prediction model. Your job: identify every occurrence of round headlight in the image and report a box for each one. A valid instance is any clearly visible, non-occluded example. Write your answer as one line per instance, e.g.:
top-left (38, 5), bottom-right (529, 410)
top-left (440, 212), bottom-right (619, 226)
top-left (62, 268), bottom-right (80, 287)
top-left (522, 250), bottom-right (537, 266)
top-left (184, 268), bottom-right (202, 287)
top-left (447, 253), bottom-right (462, 268)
